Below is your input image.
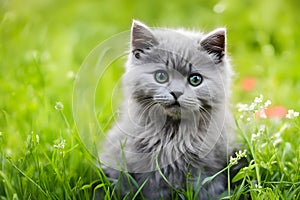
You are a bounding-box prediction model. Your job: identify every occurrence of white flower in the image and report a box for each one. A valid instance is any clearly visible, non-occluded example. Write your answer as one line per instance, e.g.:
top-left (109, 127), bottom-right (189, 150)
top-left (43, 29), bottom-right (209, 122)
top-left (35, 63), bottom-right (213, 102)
top-left (67, 70), bottom-right (76, 79)
top-left (36, 134), bottom-right (40, 144)
top-left (264, 100), bottom-right (272, 108)
top-left (251, 133), bottom-right (260, 141)
top-left (273, 137), bottom-right (282, 146)
top-left (249, 103), bottom-right (256, 111)
top-left (55, 101), bottom-right (64, 111)
top-left (260, 113), bottom-right (267, 119)
top-left (259, 125), bottom-right (266, 131)
top-left (229, 150), bottom-right (247, 166)
top-left (251, 125), bottom-right (265, 141)
top-left (255, 184), bottom-right (262, 189)
top-left (251, 131), bottom-right (261, 141)
top-left (257, 110), bottom-right (267, 119)
top-left (230, 156), bottom-right (238, 165)
top-left (286, 109), bottom-right (299, 119)
top-left (54, 138), bottom-right (66, 150)
top-left (213, 2), bottom-right (226, 13)
top-left (237, 103), bottom-right (249, 112)
top-left (236, 95), bottom-right (273, 121)
top-left (254, 94), bottom-right (263, 104)
top-left (273, 124), bottom-right (287, 146)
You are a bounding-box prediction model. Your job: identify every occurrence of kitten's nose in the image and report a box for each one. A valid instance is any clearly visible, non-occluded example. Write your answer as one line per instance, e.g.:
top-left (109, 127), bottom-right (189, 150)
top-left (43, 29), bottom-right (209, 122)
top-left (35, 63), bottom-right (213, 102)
top-left (170, 91), bottom-right (183, 100)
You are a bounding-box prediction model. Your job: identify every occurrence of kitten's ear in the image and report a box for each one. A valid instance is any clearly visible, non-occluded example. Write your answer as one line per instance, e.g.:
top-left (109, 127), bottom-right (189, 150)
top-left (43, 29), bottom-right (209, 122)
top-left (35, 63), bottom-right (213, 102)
top-left (200, 28), bottom-right (226, 62)
top-left (131, 20), bottom-right (158, 50)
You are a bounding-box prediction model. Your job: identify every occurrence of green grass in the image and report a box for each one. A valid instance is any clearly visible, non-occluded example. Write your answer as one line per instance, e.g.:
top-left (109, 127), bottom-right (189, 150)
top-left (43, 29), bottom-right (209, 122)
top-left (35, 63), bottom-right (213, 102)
top-left (1, 0), bottom-right (300, 199)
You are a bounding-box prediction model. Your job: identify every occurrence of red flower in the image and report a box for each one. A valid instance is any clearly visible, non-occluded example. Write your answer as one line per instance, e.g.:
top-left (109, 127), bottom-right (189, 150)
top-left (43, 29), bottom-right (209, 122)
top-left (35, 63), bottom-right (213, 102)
top-left (241, 77), bottom-right (256, 92)
top-left (265, 106), bottom-right (287, 118)
top-left (257, 106), bottom-right (287, 118)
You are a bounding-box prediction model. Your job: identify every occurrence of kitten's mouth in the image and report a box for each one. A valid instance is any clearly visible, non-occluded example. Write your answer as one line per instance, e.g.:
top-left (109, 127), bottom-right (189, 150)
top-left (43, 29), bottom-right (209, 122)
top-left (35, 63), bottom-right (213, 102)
top-left (166, 101), bottom-right (180, 108)
top-left (163, 101), bottom-right (182, 119)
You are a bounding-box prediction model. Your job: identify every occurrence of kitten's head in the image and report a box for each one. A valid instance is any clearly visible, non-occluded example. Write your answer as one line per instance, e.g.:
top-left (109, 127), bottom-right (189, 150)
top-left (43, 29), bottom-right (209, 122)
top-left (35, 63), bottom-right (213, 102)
top-left (123, 20), bottom-right (232, 120)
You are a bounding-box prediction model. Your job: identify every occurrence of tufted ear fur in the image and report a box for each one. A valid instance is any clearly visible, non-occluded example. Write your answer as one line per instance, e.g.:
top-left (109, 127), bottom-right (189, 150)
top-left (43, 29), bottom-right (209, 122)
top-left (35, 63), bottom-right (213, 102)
top-left (131, 20), bottom-right (158, 51)
top-left (200, 28), bottom-right (226, 62)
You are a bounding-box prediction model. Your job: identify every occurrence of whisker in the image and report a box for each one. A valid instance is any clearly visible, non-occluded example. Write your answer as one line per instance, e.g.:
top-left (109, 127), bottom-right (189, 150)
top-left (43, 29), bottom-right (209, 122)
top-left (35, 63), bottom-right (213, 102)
top-left (139, 102), bottom-right (156, 116)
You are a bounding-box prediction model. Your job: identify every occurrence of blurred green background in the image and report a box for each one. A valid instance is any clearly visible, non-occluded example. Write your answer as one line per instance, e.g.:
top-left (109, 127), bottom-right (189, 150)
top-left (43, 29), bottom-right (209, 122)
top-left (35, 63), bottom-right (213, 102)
top-left (1, 0), bottom-right (300, 176)
top-left (1, 0), bottom-right (300, 198)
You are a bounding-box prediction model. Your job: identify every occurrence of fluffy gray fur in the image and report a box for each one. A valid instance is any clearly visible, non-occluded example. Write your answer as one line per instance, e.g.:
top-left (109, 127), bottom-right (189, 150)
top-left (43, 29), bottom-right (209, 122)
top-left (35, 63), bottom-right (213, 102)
top-left (100, 20), bottom-right (235, 200)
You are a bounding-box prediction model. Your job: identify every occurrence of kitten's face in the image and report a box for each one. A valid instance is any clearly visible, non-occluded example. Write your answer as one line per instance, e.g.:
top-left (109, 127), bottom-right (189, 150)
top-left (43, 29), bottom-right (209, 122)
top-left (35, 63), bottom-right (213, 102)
top-left (124, 21), bottom-right (229, 120)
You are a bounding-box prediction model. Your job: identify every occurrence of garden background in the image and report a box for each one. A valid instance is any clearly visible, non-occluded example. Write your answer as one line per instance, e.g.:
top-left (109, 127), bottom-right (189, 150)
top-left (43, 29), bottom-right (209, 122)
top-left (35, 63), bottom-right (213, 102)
top-left (1, 0), bottom-right (300, 199)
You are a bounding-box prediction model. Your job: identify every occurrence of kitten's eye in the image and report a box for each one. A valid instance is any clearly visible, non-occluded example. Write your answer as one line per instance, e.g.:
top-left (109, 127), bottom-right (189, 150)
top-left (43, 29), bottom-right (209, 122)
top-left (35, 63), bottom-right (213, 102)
top-left (132, 49), bottom-right (143, 59)
top-left (188, 73), bottom-right (203, 86)
top-left (134, 52), bottom-right (140, 59)
top-left (154, 70), bottom-right (169, 83)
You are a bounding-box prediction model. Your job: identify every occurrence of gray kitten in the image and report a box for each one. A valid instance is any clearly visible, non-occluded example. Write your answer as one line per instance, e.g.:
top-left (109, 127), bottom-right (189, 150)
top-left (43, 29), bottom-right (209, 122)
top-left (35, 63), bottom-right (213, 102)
top-left (100, 20), bottom-right (235, 200)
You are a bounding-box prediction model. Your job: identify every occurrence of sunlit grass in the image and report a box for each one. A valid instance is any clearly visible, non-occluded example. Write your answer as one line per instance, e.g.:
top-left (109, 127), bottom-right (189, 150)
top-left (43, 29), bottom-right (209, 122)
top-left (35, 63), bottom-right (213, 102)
top-left (1, 0), bottom-right (300, 199)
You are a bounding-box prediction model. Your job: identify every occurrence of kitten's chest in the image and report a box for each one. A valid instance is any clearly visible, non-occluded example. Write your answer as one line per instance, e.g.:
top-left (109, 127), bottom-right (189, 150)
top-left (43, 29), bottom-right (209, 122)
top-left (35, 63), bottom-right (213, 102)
top-left (131, 128), bottom-right (201, 163)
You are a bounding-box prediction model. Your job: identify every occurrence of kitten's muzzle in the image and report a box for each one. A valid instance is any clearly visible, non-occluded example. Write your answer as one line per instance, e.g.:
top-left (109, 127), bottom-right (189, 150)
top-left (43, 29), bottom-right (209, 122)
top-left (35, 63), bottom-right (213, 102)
top-left (166, 90), bottom-right (182, 108)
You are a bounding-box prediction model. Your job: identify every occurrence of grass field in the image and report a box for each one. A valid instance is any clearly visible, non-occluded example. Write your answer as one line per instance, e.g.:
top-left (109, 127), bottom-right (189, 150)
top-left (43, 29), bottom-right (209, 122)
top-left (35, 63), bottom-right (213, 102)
top-left (1, 0), bottom-right (300, 199)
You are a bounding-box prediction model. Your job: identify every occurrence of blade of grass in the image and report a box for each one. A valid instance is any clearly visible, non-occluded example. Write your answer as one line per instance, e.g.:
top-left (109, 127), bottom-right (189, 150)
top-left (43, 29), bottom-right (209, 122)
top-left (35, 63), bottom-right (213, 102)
top-left (7, 158), bottom-right (48, 198)
top-left (234, 119), bottom-right (261, 186)
top-left (132, 176), bottom-right (148, 200)
top-left (155, 155), bottom-right (179, 193)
